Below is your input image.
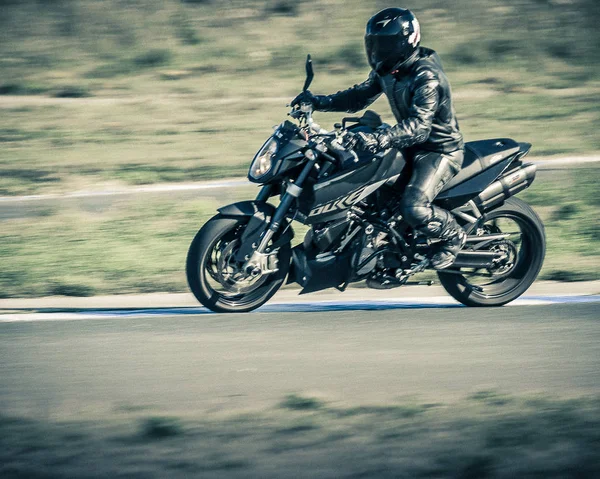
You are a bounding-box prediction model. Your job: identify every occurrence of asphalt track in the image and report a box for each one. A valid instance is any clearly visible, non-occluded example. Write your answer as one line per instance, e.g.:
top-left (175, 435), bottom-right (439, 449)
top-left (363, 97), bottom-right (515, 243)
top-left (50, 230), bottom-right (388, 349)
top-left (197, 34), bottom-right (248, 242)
top-left (1, 297), bottom-right (599, 418)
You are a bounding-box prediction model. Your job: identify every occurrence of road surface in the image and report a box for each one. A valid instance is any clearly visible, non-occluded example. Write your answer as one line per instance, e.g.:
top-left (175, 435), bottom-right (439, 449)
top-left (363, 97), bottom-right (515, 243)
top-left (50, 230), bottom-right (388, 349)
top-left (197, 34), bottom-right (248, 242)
top-left (1, 300), bottom-right (599, 418)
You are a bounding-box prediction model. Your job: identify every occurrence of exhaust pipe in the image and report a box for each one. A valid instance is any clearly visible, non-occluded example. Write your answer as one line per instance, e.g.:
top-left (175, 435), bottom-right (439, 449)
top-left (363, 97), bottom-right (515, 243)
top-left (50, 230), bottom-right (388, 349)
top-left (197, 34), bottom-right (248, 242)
top-left (475, 163), bottom-right (537, 211)
top-left (453, 250), bottom-right (504, 269)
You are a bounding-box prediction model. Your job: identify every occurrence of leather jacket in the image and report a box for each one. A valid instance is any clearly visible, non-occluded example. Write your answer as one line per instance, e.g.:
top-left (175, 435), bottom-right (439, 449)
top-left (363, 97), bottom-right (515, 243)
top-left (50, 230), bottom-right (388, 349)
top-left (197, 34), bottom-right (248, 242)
top-left (316, 47), bottom-right (463, 154)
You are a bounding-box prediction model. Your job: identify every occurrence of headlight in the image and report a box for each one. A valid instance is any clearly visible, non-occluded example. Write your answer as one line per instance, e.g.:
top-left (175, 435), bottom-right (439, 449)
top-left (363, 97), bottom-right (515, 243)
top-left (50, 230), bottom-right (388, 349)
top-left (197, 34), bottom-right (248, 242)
top-left (249, 137), bottom-right (278, 180)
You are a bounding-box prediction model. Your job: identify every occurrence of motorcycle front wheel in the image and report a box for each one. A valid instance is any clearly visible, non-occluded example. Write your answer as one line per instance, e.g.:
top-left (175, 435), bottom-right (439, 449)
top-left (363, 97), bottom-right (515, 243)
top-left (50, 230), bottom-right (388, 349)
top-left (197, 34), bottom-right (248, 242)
top-left (438, 197), bottom-right (545, 307)
top-left (186, 215), bottom-right (291, 313)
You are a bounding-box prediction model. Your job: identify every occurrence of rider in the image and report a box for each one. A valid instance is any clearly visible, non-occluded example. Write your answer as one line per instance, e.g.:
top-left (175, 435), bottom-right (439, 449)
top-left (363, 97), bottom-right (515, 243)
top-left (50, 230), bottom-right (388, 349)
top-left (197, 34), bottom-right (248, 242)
top-left (292, 7), bottom-right (466, 270)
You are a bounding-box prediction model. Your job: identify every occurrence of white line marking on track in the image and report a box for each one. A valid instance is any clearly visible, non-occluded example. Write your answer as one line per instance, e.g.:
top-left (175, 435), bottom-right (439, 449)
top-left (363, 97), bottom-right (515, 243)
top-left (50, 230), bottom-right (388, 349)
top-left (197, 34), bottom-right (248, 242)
top-left (0, 180), bottom-right (249, 203)
top-left (1, 295), bottom-right (598, 323)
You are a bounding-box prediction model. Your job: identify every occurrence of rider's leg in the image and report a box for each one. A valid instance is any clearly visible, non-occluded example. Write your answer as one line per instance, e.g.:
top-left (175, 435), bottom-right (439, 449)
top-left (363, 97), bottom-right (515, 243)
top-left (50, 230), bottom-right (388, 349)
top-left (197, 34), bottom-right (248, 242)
top-left (399, 149), bottom-right (466, 270)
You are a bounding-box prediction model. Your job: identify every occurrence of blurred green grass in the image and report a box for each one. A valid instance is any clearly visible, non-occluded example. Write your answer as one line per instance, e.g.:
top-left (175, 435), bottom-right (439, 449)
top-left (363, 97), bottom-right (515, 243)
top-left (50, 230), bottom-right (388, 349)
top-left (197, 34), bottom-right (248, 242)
top-left (0, 169), bottom-right (597, 298)
top-left (0, 196), bottom-right (218, 298)
top-left (1, 392), bottom-right (599, 478)
top-left (0, 0), bottom-right (599, 195)
top-left (0, 0), bottom-right (598, 294)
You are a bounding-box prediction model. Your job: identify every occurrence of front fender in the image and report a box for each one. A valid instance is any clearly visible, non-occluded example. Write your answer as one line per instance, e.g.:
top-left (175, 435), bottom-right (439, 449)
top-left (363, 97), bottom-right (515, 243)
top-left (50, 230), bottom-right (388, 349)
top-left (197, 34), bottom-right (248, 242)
top-left (218, 201), bottom-right (294, 260)
top-left (218, 200), bottom-right (276, 218)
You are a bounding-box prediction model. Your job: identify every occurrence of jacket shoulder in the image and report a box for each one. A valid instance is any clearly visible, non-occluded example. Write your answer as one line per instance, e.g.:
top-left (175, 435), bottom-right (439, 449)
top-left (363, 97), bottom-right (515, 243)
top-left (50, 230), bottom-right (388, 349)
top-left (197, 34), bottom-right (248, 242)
top-left (412, 63), bottom-right (440, 88)
top-left (418, 47), bottom-right (445, 69)
top-left (414, 49), bottom-right (447, 85)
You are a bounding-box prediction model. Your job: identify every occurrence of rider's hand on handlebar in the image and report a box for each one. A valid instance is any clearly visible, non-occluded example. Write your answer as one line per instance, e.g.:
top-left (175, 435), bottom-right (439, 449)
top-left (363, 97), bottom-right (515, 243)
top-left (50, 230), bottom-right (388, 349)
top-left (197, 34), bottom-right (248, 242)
top-left (291, 90), bottom-right (320, 110)
top-left (354, 130), bottom-right (392, 154)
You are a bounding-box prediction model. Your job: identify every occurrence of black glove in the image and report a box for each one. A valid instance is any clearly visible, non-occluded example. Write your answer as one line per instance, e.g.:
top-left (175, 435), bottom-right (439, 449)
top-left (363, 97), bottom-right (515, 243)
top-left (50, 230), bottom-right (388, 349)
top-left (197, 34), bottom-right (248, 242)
top-left (291, 90), bottom-right (322, 110)
top-left (355, 129), bottom-right (392, 153)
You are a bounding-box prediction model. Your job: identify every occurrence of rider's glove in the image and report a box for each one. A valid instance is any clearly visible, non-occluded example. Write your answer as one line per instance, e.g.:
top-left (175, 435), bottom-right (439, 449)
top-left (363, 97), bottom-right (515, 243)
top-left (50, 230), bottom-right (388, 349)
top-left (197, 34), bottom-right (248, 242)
top-left (355, 129), bottom-right (392, 153)
top-left (290, 90), bottom-right (327, 111)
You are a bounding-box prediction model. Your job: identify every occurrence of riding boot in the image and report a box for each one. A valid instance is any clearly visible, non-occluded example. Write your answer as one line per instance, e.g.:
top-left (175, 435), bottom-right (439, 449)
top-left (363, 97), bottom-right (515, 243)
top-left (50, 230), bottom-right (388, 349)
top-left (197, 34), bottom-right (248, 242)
top-left (414, 207), bottom-right (466, 270)
top-left (430, 221), bottom-right (466, 270)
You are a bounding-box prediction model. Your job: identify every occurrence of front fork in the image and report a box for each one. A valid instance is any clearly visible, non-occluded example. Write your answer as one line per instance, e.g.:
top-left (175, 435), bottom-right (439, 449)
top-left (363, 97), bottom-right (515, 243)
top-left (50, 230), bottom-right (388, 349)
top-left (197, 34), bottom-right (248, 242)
top-left (243, 158), bottom-right (316, 276)
top-left (255, 184), bottom-right (273, 202)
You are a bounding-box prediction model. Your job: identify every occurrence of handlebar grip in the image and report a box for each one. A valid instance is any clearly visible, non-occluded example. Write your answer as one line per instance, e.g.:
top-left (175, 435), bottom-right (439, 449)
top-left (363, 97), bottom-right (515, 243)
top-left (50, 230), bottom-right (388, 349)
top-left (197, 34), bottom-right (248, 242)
top-left (300, 102), bottom-right (314, 113)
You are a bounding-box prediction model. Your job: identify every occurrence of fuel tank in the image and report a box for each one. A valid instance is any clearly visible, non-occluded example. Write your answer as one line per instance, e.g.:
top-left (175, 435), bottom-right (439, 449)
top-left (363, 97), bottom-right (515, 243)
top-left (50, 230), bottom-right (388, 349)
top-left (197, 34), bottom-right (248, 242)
top-left (297, 148), bottom-right (406, 224)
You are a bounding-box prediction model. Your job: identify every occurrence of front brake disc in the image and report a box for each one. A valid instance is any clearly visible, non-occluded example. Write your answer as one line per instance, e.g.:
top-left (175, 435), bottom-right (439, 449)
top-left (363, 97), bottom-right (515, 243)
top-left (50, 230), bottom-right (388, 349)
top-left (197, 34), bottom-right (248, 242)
top-left (217, 240), bottom-right (267, 294)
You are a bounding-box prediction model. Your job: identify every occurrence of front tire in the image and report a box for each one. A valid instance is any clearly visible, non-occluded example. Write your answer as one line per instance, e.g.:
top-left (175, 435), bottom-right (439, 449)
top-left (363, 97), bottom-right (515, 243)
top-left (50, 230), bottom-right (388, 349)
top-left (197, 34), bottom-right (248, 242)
top-left (438, 197), bottom-right (545, 307)
top-left (186, 215), bottom-right (291, 313)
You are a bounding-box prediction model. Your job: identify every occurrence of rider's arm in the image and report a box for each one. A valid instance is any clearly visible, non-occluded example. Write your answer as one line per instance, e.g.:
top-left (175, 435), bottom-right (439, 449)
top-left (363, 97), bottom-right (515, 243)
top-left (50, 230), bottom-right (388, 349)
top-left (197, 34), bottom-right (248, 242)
top-left (386, 68), bottom-right (439, 149)
top-left (317, 71), bottom-right (383, 113)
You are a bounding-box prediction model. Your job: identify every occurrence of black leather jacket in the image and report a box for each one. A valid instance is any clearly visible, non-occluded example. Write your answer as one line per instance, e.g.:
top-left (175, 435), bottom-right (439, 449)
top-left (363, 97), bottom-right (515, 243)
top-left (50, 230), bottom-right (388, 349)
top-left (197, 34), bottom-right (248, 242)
top-left (316, 47), bottom-right (463, 154)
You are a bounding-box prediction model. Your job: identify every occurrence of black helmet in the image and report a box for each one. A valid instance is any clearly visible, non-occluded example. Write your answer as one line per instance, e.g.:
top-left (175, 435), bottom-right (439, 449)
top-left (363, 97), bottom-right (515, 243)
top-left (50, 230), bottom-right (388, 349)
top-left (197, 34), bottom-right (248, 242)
top-left (365, 8), bottom-right (421, 75)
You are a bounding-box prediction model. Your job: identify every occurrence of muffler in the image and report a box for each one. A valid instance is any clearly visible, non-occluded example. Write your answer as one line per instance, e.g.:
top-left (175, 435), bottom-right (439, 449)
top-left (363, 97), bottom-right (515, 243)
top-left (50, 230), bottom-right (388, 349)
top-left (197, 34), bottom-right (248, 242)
top-left (475, 163), bottom-right (537, 211)
top-left (453, 250), bottom-right (504, 269)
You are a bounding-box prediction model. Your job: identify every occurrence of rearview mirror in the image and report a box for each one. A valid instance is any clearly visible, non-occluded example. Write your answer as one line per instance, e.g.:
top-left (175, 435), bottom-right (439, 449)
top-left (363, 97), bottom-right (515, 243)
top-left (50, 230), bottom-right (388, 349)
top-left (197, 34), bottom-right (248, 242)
top-left (302, 54), bottom-right (314, 92)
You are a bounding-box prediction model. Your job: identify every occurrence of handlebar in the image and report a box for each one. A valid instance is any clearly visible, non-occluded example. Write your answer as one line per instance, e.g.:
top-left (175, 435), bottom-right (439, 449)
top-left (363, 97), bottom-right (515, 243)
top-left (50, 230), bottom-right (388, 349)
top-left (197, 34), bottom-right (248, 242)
top-left (283, 54), bottom-right (368, 167)
top-left (288, 102), bottom-right (330, 135)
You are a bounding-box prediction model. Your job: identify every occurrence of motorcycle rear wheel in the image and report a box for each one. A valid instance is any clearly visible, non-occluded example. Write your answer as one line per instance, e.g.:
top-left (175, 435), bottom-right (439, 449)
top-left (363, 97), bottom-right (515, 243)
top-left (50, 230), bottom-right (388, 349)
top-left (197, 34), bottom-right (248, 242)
top-left (186, 215), bottom-right (291, 313)
top-left (438, 197), bottom-right (545, 307)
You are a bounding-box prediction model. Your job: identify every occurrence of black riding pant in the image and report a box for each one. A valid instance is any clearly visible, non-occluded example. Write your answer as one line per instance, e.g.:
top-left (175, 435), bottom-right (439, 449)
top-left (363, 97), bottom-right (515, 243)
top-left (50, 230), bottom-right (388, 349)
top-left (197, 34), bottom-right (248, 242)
top-left (398, 149), bottom-right (464, 237)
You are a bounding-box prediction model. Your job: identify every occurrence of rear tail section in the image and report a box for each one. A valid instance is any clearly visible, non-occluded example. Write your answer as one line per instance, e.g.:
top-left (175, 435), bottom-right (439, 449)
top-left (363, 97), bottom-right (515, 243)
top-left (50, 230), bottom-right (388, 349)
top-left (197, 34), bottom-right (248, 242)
top-left (436, 142), bottom-right (535, 211)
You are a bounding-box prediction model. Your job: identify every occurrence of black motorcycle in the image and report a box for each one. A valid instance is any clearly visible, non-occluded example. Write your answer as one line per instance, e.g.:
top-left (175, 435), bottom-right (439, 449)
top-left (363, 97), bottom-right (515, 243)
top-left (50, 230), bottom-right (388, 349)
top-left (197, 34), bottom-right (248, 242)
top-left (186, 56), bottom-right (545, 313)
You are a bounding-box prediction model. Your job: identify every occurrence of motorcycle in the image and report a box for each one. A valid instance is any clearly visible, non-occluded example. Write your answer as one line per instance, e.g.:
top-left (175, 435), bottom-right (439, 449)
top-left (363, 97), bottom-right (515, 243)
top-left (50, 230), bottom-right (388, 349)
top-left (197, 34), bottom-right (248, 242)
top-left (186, 55), bottom-right (545, 313)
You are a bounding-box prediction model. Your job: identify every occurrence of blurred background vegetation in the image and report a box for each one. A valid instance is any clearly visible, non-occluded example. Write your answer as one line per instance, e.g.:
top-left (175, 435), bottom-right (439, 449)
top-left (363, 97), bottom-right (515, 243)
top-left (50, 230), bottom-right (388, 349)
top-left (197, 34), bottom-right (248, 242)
top-left (0, 0), bottom-right (598, 296)
top-left (1, 0), bottom-right (599, 195)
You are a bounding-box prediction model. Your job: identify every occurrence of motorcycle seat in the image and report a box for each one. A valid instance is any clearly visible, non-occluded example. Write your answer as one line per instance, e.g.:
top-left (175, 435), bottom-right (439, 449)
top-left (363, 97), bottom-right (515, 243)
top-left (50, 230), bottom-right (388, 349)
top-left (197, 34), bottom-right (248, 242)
top-left (441, 138), bottom-right (521, 191)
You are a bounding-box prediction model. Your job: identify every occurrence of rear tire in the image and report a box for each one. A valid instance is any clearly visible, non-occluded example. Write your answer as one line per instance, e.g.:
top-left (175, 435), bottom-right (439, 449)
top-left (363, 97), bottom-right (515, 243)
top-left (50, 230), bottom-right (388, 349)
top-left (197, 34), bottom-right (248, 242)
top-left (186, 215), bottom-right (291, 313)
top-left (438, 197), bottom-right (545, 307)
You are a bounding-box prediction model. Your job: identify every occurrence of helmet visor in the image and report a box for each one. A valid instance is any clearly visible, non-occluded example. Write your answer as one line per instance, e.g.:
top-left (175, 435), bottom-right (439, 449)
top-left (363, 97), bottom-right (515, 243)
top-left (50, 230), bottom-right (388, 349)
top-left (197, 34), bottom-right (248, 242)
top-left (365, 34), bottom-right (413, 75)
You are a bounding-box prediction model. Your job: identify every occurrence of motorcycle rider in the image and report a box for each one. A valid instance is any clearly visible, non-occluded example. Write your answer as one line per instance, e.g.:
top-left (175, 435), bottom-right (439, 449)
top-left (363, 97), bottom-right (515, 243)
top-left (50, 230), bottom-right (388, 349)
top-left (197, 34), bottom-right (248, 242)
top-left (292, 7), bottom-right (466, 270)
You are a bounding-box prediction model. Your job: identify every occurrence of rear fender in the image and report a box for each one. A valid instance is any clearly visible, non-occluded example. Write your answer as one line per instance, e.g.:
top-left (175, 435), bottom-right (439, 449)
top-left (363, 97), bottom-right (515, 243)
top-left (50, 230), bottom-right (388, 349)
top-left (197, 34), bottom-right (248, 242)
top-left (516, 142), bottom-right (532, 160)
top-left (217, 201), bottom-right (294, 260)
